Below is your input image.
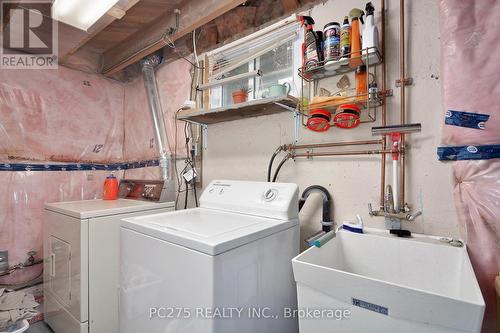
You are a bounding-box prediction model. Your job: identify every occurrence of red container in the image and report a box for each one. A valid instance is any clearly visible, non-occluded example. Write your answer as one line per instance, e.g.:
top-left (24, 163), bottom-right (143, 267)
top-left (334, 103), bottom-right (361, 129)
top-left (307, 109), bottom-right (332, 132)
top-left (103, 174), bottom-right (119, 200)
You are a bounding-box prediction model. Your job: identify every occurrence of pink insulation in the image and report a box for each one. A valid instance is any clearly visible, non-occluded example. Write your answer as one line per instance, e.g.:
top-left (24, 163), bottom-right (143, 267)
top-left (452, 161), bottom-right (500, 333)
top-left (0, 67), bottom-right (125, 163)
top-left (0, 170), bottom-right (122, 284)
top-left (440, 1), bottom-right (500, 331)
top-left (440, 0), bottom-right (500, 145)
top-left (1, 58), bottom-right (192, 285)
top-left (123, 58), bottom-right (192, 161)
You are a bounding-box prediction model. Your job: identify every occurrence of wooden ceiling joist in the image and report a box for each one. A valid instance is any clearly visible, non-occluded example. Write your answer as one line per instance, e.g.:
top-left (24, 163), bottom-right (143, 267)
top-left (59, 0), bottom-right (140, 64)
top-left (101, 0), bottom-right (247, 76)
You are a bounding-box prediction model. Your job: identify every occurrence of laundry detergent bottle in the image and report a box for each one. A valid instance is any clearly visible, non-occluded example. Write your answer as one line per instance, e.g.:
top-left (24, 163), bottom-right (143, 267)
top-left (103, 173), bottom-right (119, 200)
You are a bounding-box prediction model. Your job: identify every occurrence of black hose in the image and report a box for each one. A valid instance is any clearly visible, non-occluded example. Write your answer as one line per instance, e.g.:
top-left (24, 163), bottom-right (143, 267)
top-left (272, 154), bottom-right (291, 182)
top-left (183, 178), bottom-right (189, 209)
top-left (267, 147), bottom-right (283, 182)
top-left (298, 185), bottom-right (333, 232)
top-left (190, 147), bottom-right (199, 207)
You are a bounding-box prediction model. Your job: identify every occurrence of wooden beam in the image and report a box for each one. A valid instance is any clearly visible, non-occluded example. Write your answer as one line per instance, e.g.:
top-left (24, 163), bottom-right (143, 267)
top-left (59, 0), bottom-right (140, 64)
top-left (101, 0), bottom-right (246, 76)
top-left (280, 0), bottom-right (300, 12)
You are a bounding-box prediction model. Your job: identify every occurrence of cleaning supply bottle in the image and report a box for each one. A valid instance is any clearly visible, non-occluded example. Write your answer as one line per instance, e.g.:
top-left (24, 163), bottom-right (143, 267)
top-left (103, 173), bottom-right (119, 200)
top-left (355, 65), bottom-right (368, 96)
top-left (349, 8), bottom-right (364, 67)
top-left (323, 21), bottom-right (341, 65)
top-left (339, 16), bottom-right (351, 60)
top-left (362, 2), bottom-right (379, 63)
top-left (300, 16), bottom-right (322, 70)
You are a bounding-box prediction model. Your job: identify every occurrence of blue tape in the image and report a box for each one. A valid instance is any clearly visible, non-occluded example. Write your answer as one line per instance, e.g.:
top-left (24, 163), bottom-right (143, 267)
top-left (437, 145), bottom-right (500, 161)
top-left (445, 110), bottom-right (489, 130)
top-left (0, 159), bottom-right (159, 172)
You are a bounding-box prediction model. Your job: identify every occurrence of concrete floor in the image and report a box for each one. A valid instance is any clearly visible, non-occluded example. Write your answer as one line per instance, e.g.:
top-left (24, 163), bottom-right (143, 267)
top-left (26, 322), bottom-right (53, 333)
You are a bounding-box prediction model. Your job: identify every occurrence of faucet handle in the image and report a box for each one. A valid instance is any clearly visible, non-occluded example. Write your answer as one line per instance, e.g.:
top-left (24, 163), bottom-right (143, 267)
top-left (406, 210), bottom-right (422, 221)
top-left (368, 203), bottom-right (375, 216)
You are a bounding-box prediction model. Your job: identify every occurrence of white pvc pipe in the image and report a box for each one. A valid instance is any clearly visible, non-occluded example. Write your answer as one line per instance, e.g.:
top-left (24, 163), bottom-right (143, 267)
top-left (393, 159), bottom-right (399, 212)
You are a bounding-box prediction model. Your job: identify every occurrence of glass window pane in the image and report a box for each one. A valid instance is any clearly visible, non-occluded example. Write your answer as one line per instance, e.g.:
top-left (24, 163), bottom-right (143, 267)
top-left (210, 62), bottom-right (249, 107)
top-left (258, 41), bottom-right (295, 96)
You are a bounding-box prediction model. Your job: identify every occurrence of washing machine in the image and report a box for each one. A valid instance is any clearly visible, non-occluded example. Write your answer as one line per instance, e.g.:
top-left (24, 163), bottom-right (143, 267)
top-left (43, 180), bottom-right (175, 333)
top-left (120, 180), bottom-right (300, 333)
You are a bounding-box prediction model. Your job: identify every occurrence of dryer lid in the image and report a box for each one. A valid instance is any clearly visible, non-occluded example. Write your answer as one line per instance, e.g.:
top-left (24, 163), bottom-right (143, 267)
top-left (121, 207), bottom-right (298, 255)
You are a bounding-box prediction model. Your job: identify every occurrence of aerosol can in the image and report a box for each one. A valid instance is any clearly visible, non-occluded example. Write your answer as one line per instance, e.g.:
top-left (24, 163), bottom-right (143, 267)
top-left (339, 16), bottom-right (351, 60)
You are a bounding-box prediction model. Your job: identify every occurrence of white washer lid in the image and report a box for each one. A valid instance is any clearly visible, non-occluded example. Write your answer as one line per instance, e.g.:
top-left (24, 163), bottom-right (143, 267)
top-left (45, 199), bottom-right (174, 219)
top-left (121, 207), bottom-right (298, 255)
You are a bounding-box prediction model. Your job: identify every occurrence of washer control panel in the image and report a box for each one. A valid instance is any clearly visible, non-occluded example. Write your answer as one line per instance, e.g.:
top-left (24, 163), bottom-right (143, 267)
top-left (200, 180), bottom-right (298, 220)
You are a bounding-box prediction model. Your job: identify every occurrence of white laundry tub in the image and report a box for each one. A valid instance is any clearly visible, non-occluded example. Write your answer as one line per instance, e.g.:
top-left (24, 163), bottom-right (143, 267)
top-left (292, 228), bottom-right (485, 333)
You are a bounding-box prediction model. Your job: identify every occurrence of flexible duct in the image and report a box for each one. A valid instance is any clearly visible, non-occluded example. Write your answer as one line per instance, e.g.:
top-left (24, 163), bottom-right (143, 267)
top-left (140, 53), bottom-right (170, 181)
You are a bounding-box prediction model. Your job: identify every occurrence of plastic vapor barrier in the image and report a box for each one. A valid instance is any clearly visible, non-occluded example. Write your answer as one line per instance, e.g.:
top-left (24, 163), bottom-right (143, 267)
top-left (0, 58), bottom-right (192, 286)
top-left (440, 1), bottom-right (500, 331)
top-left (0, 67), bottom-right (125, 163)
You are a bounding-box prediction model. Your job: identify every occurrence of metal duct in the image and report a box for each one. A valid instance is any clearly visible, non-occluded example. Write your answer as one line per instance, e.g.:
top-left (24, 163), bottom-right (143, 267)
top-left (140, 53), bottom-right (170, 181)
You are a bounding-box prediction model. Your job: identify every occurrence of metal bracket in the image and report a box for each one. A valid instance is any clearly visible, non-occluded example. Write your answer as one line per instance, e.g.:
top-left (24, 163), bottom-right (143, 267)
top-left (201, 124), bottom-right (208, 150)
top-left (381, 89), bottom-right (394, 97)
top-left (165, 9), bottom-right (181, 35)
top-left (306, 149), bottom-right (314, 160)
top-left (395, 77), bottom-right (413, 87)
top-left (294, 111), bottom-right (300, 144)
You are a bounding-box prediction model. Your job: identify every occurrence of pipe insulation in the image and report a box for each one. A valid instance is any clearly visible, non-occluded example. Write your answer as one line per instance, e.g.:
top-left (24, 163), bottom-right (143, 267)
top-left (140, 53), bottom-right (171, 181)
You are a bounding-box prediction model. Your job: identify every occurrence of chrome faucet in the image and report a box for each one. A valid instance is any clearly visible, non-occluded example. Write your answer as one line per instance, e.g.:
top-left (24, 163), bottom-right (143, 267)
top-left (368, 185), bottom-right (422, 229)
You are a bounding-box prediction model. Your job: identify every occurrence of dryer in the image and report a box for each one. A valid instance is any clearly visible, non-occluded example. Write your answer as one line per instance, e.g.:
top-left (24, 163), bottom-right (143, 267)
top-left (120, 180), bottom-right (300, 333)
top-left (44, 197), bottom-right (174, 333)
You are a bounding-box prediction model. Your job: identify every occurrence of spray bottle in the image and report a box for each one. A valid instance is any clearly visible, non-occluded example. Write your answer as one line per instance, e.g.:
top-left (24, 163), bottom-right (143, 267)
top-left (349, 8), bottom-right (364, 67)
top-left (339, 16), bottom-right (351, 60)
top-left (300, 16), bottom-right (323, 70)
top-left (362, 2), bottom-right (379, 62)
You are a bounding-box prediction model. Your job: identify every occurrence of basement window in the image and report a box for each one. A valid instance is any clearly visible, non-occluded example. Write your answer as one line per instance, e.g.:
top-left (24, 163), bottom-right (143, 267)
top-left (202, 15), bottom-right (302, 108)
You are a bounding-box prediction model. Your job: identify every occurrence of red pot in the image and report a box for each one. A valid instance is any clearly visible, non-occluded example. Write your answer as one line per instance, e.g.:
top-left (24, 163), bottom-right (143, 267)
top-left (232, 90), bottom-right (248, 104)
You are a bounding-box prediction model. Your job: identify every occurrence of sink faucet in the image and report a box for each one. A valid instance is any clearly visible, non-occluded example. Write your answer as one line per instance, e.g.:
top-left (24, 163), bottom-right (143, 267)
top-left (368, 185), bottom-right (422, 229)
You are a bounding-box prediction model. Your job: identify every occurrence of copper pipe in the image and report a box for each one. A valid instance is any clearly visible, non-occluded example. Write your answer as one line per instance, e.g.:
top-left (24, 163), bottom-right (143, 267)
top-left (399, 0), bottom-right (406, 208)
top-left (293, 149), bottom-right (396, 158)
top-left (288, 139), bottom-right (382, 150)
top-left (379, 0), bottom-right (387, 208)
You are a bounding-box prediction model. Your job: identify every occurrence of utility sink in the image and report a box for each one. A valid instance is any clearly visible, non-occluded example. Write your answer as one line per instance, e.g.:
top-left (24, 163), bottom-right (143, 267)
top-left (292, 228), bottom-right (485, 333)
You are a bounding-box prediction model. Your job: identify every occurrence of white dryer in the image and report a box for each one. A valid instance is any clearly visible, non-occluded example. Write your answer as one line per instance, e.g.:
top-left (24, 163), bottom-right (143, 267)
top-left (44, 196), bottom-right (174, 333)
top-left (120, 180), bottom-right (300, 333)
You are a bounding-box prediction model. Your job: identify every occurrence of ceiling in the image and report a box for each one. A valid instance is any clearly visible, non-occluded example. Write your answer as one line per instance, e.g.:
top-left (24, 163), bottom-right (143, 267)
top-left (1, 0), bottom-right (320, 81)
top-left (83, 0), bottom-right (185, 54)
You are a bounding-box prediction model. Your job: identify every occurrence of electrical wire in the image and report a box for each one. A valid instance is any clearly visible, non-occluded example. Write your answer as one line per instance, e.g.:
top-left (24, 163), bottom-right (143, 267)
top-left (272, 154), bottom-right (291, 182)
top-left (267, 146), bottom-right (285, 182)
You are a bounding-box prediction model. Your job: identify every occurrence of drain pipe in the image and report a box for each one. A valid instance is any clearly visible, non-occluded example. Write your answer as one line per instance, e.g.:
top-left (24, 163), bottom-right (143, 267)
top-left (140, 53), bottom-right (170, 181)
top-left (298, 185), bottom-right (334, 232)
